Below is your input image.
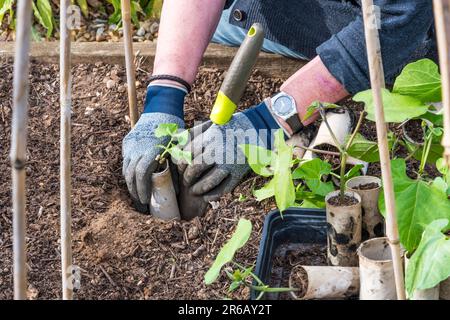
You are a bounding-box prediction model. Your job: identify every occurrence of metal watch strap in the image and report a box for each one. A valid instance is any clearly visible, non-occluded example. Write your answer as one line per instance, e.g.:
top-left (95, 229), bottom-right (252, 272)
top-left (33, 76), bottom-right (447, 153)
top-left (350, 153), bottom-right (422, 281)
top-left (286, 115), bottom-right (304, 134)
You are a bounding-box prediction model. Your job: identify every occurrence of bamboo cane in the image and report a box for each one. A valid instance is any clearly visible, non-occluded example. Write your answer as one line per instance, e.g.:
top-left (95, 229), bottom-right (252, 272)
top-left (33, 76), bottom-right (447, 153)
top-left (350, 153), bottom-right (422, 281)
top-left (433, 0), bottom-right (450, 169)
top-left (361, 0), bottom-right (406, 300)
top-left (121, 0), bottom-right (139, 127)
top-left (60, 0), bottom-right (73, 300)
top-left (10, 0), bottom-right (33, 300)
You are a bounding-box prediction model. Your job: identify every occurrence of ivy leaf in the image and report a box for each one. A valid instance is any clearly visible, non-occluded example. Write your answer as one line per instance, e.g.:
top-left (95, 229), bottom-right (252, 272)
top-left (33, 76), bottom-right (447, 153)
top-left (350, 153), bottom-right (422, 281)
top-left (406, 219), bottom-right (450, 296)
top-left (204, 219), bottom-right (252, 285)
top-left (379, 159), bottom-right (450, 253)
top-left (154, 123), bottom-right (179, 138)
top-left (393, 59), bottom-right (442, 103)
top-left (353, 88), bottom-right (430, 123)
top-left (272, 130), bottom-right (296, 212)
top-left (239, 144), bottom-right (273, 177)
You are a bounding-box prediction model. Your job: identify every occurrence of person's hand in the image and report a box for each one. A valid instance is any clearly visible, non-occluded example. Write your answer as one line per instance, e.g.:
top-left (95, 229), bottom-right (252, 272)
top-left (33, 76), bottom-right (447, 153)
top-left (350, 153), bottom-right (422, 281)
top-left (122, 84), bottom-right (186, 212)
top-left (178, 100), bottom-right (287, 202)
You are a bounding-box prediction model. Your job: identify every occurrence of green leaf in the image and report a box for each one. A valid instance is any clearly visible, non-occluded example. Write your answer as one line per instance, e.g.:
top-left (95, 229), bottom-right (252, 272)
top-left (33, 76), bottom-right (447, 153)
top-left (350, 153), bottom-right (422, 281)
top-left (344, 164), bottom-right (364, 181)
top-left (292, 158), bottom-right (334, 197)
top-left (405, 140), bottom-right (444, 164)
top-left (347, 133), bottom-right (381, 163)
top-left (169, 146), bottom-right (192, 165)
top-left (253, 179), bottom-right (275, 201)
top-left (173, 129), bottom-right (189, 146)
top-left (76, 0), bottom-right (89, 17)
top-left (34, 0), bottom-right (53, 38)
top-left (228, 281), bottom-right (241, 292)
top-left (154, 123), bottom-right (179, 138)
top-left (353, 88), bottom-right (430, 123)
top-left (406, 219), bottom-right (450, 296)
top-left (238, 194), bottom-right (247, 202)
top-left (107, 0), bottom-right (122, 24)
top-left (272, 130), bottom-right (296, 212)
top-left (204, 219), bottom-right (252, 285)
top-left (393, 59), bottom-right (442, 103)
top-left (239, 144), bottom-right (273, 177)
top-left (303, 101), bottom-right (340, 122)
top-left (0, 0), bottom-right (13, 24)
top-left (130, 1), bottom-right (143, 26)
top-left (379, 159), bottom-right (450, 253)
top-left (437, 158), bottom-right (450, 185)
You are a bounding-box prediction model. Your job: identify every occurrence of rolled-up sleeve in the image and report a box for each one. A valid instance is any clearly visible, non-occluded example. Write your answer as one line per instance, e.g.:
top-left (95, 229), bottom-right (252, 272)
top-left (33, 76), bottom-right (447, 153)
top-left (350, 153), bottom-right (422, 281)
top-left (316, 0), bottom-right (434, 95)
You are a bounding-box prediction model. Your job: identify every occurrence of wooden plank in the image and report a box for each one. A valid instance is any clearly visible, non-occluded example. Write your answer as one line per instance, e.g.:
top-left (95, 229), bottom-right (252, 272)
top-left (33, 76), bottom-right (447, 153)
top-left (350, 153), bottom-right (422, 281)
top-left (0, 41), bottom-right (306, 79)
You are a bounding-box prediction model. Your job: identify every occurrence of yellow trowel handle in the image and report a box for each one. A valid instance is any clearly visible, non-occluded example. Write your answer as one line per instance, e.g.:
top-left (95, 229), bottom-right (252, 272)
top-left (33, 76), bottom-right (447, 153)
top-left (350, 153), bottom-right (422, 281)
top-left (210, 23), bottom-right (265, 125)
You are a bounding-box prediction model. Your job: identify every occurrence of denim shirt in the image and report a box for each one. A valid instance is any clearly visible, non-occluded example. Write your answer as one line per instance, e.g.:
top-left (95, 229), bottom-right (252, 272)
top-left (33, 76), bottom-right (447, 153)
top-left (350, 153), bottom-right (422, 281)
top-left (224, 0), bottom-right (436, 94)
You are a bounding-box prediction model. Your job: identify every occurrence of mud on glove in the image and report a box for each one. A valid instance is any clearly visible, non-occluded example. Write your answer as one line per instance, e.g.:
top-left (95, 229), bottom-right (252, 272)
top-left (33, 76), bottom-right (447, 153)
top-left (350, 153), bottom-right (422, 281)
top-left (122, 84), bottom-right (186, 211)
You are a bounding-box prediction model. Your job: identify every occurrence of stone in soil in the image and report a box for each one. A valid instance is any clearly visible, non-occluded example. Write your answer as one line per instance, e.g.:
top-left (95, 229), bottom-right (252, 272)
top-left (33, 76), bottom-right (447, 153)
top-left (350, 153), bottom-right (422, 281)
top-left (327, 195), bottom-right (359, 207)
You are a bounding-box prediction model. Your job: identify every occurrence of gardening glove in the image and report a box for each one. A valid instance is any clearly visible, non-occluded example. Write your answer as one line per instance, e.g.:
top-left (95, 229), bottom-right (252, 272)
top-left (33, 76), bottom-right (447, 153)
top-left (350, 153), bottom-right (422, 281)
top-left (178, 100), bottom-right (285, 202)
top-left (122, 84), bottom-right (186, 212)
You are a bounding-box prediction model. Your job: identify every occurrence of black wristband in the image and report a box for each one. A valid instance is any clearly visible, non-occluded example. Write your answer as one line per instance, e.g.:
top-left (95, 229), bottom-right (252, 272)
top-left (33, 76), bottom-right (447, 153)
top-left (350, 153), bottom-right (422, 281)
top-left (148, 74), bottom-right (192, 93)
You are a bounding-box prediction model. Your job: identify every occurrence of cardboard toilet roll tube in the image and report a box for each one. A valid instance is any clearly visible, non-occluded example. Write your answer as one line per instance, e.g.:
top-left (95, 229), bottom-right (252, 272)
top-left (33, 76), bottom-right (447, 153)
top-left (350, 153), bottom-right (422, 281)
top-left (346, 176), bottom-right (384, 240)
top-left (325, 190), bottom-right (362, 267)
top-left (289, 265), bottom-right (359, 300)
top-left (440, 277), bottom-right (450, 300)
top-left (358, 237), bottom-right (404, 300)
top-left (150, 160), bottom-right (181, 220)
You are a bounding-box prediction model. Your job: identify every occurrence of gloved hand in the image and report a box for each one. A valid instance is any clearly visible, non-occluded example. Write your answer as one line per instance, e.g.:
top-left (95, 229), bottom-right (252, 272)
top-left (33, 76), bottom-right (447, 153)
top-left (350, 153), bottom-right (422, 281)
top-left (122, 84), bottom-right (186, 212)
top-left (178, 100), bottom-right (283, 203)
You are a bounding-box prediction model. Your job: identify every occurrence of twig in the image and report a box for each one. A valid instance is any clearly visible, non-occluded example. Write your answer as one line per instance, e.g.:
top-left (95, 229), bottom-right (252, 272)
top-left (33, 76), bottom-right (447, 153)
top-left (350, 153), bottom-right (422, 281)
top-left (99, 265), bottom-right (118, 288)
top-left (296, 145), bottom-right (340, 157)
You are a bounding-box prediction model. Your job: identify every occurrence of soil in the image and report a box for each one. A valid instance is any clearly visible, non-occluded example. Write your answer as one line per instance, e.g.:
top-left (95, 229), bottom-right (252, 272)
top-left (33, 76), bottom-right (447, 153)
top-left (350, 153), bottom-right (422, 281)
top-left (0, 58), bottom-right (282, 300)
top-left (403, 119), bottom-right (425, 144)
top-left (327, 195), bottom-right (359, 207)
top-left (0, 57), bottom-right (442, 300)
top-left (353, 182), bottom-right (380, 190)
top-left (289, 266), bottom-right (308, 299)
top-left (315, 144), bottom-right (340, 169)
top-left (268, 243), bottom-right (327, 300)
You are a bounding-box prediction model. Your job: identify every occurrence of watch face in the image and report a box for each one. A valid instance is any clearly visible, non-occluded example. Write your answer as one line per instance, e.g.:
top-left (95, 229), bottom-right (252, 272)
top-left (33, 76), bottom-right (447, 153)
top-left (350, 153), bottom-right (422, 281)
top-left (274, 95), bottom-right (294, 117)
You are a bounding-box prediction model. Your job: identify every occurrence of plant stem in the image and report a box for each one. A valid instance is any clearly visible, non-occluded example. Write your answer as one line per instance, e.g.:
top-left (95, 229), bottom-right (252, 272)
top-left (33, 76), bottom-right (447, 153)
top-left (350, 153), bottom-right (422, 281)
top-left (297, 145), bottom-right (340, 157)
top-left (159, 137), bottom-right (174, 163)
top-left (419, 131), bottom-right (433, 176)
top-left (340, 152), bottom-right (348, 201)
top-left (345, 111), bottom-right (367, 151)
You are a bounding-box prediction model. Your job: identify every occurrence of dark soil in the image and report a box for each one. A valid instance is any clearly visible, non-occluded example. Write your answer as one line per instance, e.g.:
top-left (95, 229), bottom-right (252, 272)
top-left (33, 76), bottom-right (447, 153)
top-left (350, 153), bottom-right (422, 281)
top-left (327, 195), bottom-right (359, 207)
top-left (353, 182), bottom-right (380, 190)
top-left (403, 119), bottom-right (425, 144)
top-left (0, 58), bottom-right (282, 300)
top-left (0, 57), bottom-right (441, 300)
top-left (267, 243), bottom-right (327, 300)
top-left (289, 266), bottom-right (308, 299)
top-left (315, 144), bottom-right (340, 169)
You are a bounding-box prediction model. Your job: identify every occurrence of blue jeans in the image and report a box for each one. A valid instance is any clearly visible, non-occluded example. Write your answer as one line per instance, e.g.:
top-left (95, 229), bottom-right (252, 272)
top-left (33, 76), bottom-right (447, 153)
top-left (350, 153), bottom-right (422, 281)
top-left (211, 3), bottom-right (308, 60)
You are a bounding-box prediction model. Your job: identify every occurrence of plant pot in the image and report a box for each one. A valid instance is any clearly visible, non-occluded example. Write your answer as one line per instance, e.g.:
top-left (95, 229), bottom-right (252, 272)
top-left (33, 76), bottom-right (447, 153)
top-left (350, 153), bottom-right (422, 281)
top-left (402, 119), bottom-right (427, 146)
top-left (404, 256), bottom-right (440, 300)
top-left (149, 159), bottom-right (181, 220)
top-left (251, 208), bottom-right (327, 300)
top-left (289, 265), bottom-right (359, 300)
top-left (325, 190), bottom-right (362, 267)
top-left (303, 109), bottom-right (352, 162)
top-left (440, 277), bottom-right (450, 300)
top-left (346, 176), bottom-right (384, 240)
top-left (177, 180), bottom-right (210, 221)
top-left (357, 237), bottom-right (403, 300)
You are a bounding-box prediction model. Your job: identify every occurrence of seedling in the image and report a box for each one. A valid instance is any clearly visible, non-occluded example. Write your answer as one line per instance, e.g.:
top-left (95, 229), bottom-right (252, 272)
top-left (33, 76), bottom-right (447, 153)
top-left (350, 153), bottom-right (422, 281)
top-left (304, 104), bottom-right (366, 203)
top-left (154, 123), bottom-right (192, 170)
top-left (204, 218), bottom-right (293, 300)
top-left (239, 129), bottom-right (296, 212)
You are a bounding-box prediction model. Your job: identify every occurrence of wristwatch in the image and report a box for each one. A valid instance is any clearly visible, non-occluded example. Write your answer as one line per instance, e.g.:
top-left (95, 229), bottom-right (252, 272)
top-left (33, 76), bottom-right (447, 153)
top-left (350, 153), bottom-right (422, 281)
top-left (270, 92), bottom-right (304, 134)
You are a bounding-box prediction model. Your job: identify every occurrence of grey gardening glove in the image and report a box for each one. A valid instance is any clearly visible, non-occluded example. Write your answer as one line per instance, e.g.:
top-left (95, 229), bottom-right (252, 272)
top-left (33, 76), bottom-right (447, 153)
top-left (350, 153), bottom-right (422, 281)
top-left (122, 84), bottom-right (187, 212)
top-left (122, 113), bottom-right (184, 210)
top-left (178, 101), bottom-right (288, 202)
